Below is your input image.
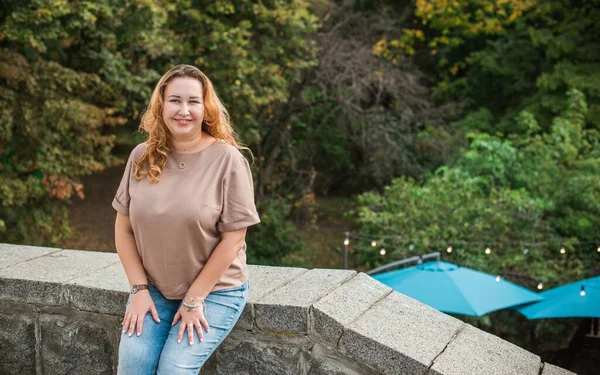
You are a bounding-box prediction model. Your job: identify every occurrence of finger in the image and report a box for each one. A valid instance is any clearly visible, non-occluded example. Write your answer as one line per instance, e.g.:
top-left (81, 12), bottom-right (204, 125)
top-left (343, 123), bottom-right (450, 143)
top-left (199, 315), bottom-right (210, 333)
top-left (150, 305), bottom-right (161, 323)
top-left (187, 323), bottom-right (194, 345)
top-left (177, 322), bottom-right (186, 343)
top-left (137, 312), bottom-right (144, 336)
top-left (122, 312), bottom-right (129, 332)
top-left (194, 321), bottom-right (204, 342)
top-left (172, 311), bottom-right (181, 326)
top-left (128, 315), bottom-right (138, 336)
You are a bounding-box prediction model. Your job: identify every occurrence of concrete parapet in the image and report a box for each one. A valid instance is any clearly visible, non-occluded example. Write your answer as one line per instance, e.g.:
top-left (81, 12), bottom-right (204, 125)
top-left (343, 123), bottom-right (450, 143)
top-left (0, 243), bottom-right (577, 375)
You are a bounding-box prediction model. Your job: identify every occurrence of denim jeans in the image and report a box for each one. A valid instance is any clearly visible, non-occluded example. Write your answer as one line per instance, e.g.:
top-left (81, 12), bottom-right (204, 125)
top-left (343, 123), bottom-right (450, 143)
top-left (117, 282), bottom-right (248, 375)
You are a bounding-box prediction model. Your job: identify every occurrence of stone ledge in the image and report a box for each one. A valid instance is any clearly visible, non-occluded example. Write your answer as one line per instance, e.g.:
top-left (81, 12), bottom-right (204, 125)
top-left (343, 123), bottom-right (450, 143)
top-left (311, 272), bottom-right (391, 347)
top-left (254, 268), bottom-right (356, 333)
top-left (542, 363), bottom-right (578, 375)
top-left (338, 291), bottom-right (464, 375)
top-left (429, 324), bottom-right (541, 375)
top-left (0, 243), bottom-right (577, 375)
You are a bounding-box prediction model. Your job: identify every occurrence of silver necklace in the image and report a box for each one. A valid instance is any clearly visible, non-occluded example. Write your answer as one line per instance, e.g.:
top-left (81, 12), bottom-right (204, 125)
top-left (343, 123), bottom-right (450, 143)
top-left (170, 152), bottom-right (187, 169)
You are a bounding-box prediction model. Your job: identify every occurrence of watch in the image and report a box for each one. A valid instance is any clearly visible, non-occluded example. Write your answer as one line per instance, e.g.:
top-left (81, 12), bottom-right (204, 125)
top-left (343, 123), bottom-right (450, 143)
top-left (130, 284), bottom-right (149, 294)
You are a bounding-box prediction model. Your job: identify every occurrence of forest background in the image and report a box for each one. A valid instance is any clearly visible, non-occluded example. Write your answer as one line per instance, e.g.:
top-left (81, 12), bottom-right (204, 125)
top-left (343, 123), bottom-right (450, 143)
top-left (1, 0), bottom-right (598, 372)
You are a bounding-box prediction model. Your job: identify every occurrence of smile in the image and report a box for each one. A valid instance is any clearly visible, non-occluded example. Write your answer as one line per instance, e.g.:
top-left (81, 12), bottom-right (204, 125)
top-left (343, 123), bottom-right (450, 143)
top-left (175, 119), bottom-right (192, 126)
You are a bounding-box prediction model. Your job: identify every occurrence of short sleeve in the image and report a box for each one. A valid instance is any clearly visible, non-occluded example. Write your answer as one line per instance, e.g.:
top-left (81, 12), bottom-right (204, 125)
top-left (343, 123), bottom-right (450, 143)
top-left (112, 149), bottom-right (136, 216)
top-left (217, 155), bottom-right (261, 232)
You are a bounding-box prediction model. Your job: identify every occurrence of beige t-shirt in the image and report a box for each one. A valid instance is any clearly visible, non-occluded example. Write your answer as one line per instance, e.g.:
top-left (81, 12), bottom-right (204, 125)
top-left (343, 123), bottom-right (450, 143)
top-left (112, 141), bottom-right (260, 299)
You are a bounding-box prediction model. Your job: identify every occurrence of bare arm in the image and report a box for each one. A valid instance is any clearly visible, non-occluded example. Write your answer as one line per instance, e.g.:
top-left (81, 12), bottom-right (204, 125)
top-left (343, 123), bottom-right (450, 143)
top-left (186, 227), bottom-right (248, 300)
top-left (172, 227), bottom-right (248, 344)
top-left (115, 212), bottom-right (160, 336)
top-left (114, 212), bottom-right (147, 286)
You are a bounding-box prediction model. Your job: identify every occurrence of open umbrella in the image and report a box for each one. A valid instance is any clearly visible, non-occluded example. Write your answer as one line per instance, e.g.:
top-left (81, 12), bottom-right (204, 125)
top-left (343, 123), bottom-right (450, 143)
top-left (371, 260), bottom-right (543, 317)
top-left (516, 276), bottom-right (600, 319)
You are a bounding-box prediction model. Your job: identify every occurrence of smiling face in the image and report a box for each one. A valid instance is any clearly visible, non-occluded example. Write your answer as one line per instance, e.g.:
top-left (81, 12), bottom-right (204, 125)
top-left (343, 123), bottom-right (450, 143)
top-left (162, 77), bottom-right (205, 142)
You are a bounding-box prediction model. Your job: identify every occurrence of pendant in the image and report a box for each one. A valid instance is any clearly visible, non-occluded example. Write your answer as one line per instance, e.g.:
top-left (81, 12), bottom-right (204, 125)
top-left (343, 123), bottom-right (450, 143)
top-left (178, 162), bottom-right (186, 169)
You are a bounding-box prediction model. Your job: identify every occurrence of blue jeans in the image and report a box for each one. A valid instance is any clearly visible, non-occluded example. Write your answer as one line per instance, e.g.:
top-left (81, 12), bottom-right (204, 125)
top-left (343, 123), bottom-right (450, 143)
top-left (117, 282), bottom-right (248, 375)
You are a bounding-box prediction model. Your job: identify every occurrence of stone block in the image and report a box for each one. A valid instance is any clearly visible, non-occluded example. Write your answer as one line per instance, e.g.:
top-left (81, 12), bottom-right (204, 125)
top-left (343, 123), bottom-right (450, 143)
top-left (307, 343), bottom-right (380, 375)
top-left (237, 303), bottom-right (254, 331)
top-left (311, 273), bottom-right (391, 346)
top-left (238, 265), bottom-right (309, 331)
top-left (0, 277), bottom-right (64, 305)
top-left (67, 262), bottom-right (129, 315)
top-left (0, 308), bottom-right (36, 375)
top-left (247, 265), bottom-right (309, 302)
top-left (255, 268), bottom-right (356, 333)
top-left (0, 249), bottom-right (119, 283)
top-left (429, 324), bottom-right (540, 375)
top-left (338, 291), bottom-right (463, 375)
top-left (40, 313), bottom-right (117, 375)
top-left (203, 330), bottom-right (311, 375)
top-left (541, 363), bottom-right (577, 375)
top-left (0, 243), bottom-right (60, 270)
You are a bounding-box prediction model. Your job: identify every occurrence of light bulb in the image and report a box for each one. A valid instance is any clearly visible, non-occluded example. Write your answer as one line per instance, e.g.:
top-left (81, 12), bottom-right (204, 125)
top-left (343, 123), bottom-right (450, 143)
top-left (495, 275), bottom-right (501, 282)
top-left (580, 286), bottom-right (586, 297)
top-left (380, 249), bottom-right (386, 256)
top-left (597, 246), bottom-right (600, 253)
top-left (344, 239), bottom-right (350, 246)
top-left (485, 247), bottom-right (491, 255)
top-left (537, 282), bottom-right (544, 290)
top-left (560, 247), bottom-right (566, 254)
top-left (447, 246), bottom-right (453, 253)
top-left (371, 240), bottom-right (377, 247)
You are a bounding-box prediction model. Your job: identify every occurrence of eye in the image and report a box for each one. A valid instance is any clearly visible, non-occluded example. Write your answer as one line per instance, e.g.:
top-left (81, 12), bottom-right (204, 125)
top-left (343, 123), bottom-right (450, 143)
top-left (190, 100), bottom-right (201, 104)
top-left (169, 99), bottom-right (180, 103)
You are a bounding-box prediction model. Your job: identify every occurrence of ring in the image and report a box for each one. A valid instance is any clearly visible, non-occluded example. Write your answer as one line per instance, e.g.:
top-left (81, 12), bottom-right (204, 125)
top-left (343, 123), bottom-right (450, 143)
top-left (187, 324), bottom-right (193, 327)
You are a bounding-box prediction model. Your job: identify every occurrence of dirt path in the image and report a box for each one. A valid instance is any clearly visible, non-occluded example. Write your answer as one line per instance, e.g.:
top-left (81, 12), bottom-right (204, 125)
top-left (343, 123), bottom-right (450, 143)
top-left (60, 165), bottom-right (126, 253)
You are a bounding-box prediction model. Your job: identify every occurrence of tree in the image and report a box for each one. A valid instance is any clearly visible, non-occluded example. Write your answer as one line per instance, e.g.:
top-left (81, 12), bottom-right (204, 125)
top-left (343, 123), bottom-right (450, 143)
top-left (0, 0), bottom-right (169, 244)
top-left (353, 89), bottom-right (597, 287)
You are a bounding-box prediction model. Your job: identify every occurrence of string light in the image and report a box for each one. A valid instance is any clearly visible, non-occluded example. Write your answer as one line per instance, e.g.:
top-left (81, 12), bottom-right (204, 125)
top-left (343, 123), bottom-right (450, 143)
top-left (342, 232), bottom-right (598, 284)
top-left (580, 286), bottom-right (586, 297)
top-left (345, 231), bottom-right (599, 248)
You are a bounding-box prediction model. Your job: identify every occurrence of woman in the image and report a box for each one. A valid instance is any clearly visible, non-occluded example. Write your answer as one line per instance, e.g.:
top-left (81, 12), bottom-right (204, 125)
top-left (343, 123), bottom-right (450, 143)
top-left (112, 64), bottom-right (260, 374)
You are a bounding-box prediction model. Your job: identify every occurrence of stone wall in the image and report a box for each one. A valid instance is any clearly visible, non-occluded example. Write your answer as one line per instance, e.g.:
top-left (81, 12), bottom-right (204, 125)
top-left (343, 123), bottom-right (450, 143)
top-left (0, 243), bottom-right (576, 375)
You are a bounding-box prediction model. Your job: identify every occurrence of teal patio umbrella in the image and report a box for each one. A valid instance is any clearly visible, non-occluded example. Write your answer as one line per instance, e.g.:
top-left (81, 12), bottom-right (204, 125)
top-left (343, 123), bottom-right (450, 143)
top-left (371, 260), bottom-right (543, 317)
top-left (516, 276), bottom-right (600, 319)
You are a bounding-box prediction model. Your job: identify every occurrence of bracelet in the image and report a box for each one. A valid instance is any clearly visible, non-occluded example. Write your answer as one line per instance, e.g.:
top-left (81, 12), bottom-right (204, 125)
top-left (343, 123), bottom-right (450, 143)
top-left (182, 295), bottom-right (205, 312)
top-left (182, 299), bottom-right (203, 312)
top-left (184, 295), bottom-right (205, 303)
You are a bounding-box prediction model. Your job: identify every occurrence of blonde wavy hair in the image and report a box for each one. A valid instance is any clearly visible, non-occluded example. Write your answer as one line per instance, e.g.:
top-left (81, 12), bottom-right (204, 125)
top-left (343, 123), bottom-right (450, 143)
top-left (133, 64), bottom-right (249, 183)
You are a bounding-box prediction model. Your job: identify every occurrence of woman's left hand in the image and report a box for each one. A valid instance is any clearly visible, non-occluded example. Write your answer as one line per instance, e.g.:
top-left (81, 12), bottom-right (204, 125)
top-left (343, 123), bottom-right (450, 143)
top-left (172, 303), bottom-right (210, 345)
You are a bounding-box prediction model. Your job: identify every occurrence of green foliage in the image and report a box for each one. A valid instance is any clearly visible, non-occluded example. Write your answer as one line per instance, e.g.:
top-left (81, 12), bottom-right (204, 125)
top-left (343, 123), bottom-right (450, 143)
top-left (353, 89), bottom-right (598, 287)
top-left (162, 0), bottom-right (319, 142)
top-left (245, 198), bottom-right (303, 266)
top-left (0, 47), bottom-right (123, 245)
top-left (0, 0), bottom-right (318, 256)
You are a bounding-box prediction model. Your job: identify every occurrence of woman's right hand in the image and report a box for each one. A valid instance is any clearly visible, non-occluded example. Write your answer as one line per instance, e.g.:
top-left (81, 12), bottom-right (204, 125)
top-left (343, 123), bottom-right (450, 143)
top-left (122, 290), bottom-right (161, 337)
